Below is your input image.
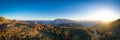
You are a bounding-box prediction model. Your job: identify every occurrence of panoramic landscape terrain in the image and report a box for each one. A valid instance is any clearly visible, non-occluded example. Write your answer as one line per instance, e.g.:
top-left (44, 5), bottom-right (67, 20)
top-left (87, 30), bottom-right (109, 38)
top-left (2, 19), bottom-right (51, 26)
top-left (0, 0), bottom-right (120, 40)
top-left (0, 16), bottom-right (120, 40)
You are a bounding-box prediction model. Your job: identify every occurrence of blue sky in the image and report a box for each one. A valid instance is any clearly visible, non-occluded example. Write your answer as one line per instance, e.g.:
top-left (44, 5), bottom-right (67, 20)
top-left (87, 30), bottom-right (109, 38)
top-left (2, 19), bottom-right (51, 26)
top-left (0, 0), bottom-right (119, 20)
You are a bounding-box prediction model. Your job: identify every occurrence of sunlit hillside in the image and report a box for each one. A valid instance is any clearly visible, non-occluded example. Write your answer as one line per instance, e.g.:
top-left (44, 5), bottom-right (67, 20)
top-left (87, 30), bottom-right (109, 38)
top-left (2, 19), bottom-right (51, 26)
top-left (0, 17), bottom-right (119, 40)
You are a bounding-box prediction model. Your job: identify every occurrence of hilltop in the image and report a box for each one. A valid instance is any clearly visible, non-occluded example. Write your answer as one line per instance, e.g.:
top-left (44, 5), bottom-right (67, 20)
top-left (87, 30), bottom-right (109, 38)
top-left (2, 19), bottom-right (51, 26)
top-left (0, 16), bottom-right (9, 24)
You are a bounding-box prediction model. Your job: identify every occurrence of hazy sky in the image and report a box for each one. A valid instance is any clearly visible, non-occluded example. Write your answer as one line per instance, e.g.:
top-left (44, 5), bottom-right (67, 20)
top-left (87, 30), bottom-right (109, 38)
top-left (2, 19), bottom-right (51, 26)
top-left (0, 0), bottom-right (119, 20)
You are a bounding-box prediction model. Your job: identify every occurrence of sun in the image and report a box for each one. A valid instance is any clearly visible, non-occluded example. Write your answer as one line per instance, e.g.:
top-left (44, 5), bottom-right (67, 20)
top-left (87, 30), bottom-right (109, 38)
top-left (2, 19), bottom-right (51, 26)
top-left (82, 7), bottom-right (119, 22)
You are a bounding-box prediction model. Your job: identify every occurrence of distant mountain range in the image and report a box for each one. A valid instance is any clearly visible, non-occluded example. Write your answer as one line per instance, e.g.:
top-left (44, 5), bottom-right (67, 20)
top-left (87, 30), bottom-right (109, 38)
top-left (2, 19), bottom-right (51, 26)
top-left (0, 16), bottom-right (103, 27)
top-left (19, 19), bottom-right (101, 27)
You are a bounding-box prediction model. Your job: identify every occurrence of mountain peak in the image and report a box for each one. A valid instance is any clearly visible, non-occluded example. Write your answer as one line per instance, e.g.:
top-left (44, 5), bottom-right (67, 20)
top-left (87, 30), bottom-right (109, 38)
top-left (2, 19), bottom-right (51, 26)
top-left (53, 19), bottom-right (75, 24)
top-left (54, 19), bottom-right (71, 21)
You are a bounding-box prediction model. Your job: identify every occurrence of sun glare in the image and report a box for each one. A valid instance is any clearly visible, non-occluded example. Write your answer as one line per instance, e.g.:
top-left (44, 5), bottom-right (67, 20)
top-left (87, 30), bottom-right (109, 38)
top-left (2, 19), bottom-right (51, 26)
top-left (81, 6), bottom-right (119, 22)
